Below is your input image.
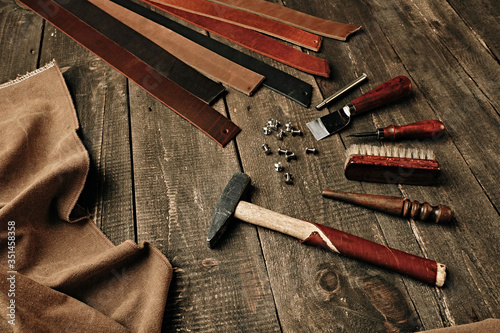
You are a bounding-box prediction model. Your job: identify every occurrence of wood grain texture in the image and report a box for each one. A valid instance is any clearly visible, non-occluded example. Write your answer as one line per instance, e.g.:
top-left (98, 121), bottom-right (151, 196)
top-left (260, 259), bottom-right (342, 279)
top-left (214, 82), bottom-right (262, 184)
top-left (37, 14), bottom-right (136, 243)
top-left (1, 0), bottom-right (499, 331)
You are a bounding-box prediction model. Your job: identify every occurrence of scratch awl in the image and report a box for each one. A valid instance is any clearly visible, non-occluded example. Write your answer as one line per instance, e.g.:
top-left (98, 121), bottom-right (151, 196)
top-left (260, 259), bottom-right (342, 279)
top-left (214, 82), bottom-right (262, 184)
top-left (321, 190), bottom-right (453, 223)
top-left (348, 120), bottom-right (445, 140)
top-left (307, 76), bottom-right (412, 141)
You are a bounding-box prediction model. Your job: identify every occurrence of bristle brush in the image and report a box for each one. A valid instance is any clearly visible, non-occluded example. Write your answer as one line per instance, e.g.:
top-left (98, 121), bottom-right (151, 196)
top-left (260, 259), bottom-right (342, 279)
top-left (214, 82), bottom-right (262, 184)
top-left (344, 144), bottom-right (440, 185)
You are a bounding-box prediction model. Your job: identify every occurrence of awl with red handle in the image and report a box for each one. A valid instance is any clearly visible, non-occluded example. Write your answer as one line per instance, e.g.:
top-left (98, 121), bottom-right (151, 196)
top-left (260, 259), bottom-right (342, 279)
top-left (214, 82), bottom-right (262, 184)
top-left (307, 76), bottom-right (412, 140)
top-left (348, 120), bottom-right (446, 140)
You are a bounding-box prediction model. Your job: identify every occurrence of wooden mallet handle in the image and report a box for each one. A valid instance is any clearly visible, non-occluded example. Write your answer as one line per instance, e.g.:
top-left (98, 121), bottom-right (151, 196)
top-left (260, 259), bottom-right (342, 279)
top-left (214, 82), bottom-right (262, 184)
top-left (234, 201), bottom-right (446, 287)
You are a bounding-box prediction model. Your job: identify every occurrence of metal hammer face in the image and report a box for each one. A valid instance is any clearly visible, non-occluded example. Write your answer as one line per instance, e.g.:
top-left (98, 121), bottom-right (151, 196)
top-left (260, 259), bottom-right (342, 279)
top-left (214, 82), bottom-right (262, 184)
top-left (207, 172), bottom-right (251, 248)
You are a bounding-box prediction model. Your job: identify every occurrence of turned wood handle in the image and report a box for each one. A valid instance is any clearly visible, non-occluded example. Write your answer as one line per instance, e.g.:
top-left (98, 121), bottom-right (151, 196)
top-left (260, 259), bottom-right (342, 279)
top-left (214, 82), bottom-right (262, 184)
top-left (350, 76), bottom-right (412, 115)
top-left (234, 201), bottom-right (446, 286)
top-left (383, 120), bottom-right (445, 140)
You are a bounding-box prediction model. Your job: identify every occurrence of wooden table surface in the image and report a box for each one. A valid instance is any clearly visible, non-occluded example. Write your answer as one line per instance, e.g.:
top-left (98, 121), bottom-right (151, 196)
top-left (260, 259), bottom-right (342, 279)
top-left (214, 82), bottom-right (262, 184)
top-left (1, 0), bottom-right (499, 331)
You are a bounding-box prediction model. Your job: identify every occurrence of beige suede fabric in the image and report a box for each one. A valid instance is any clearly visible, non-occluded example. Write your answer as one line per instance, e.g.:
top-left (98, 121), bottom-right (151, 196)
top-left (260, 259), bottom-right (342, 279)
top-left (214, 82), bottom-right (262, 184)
top-left (0, 61), bottom-right (172, 332)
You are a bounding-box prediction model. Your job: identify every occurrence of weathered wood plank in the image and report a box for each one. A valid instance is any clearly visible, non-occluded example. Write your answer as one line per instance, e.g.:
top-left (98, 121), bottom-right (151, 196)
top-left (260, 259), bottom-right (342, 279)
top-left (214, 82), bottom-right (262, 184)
top-left (0, 0), bottom-right (41, 80)
top-left (128, 85), bottom-right (281, 332)
top-left (36, 20), bottom-right (136, 244)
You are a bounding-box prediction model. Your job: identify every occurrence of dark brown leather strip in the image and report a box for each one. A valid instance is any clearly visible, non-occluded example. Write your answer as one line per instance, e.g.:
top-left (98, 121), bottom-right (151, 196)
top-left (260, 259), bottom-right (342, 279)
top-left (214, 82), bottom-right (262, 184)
top-left (89, 0), bottom-right (265, 95)
top-left (18, 0), bottom-right (240, 147)
top-left (148, 3), bottom-right (331, 77)
top-left (148, 0), bottom-right (322, 52)
top-left (117, 0), bottom-right (312, 107)
top-left (206, 0), bottom-right (361, 41)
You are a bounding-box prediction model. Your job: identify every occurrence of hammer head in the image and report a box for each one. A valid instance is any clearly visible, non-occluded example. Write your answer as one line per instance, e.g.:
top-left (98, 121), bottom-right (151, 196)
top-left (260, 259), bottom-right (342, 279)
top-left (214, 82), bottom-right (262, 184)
top-left (207, 172), bottom-right (251, 248)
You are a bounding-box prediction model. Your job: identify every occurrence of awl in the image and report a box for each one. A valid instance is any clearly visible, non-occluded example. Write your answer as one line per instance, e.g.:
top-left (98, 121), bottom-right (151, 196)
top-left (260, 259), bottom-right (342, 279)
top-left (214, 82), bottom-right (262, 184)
top-left (348, 120), bottom-right (446, 140)
top-left (307, 76), bottom-right (412, 141)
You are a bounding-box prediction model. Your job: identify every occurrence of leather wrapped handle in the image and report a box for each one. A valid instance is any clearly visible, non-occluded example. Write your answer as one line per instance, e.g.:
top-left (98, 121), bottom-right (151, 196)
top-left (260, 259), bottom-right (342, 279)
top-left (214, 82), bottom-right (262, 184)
top-left (383, 120), bottom-right (446, 140)
top-left (234, 201), bottom-right (446, 286)
top-left (351, 76), bottom-right (412, 115)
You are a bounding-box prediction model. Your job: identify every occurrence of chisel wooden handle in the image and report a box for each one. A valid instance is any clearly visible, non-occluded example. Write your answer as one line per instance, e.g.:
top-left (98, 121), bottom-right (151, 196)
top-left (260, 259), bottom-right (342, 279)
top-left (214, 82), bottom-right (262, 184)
top-left (234, 201), bottom-right (446, 286)
top-left (351, 76), bottom-right (412, 115)
top-left (382, 120), bottom-right (445, 140)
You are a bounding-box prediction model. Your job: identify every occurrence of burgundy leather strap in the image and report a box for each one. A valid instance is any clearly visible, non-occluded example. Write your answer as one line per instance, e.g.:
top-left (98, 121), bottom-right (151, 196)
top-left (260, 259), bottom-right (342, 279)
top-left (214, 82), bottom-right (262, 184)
top-left (147, 2), bottom-right (330, 77)
top-left (89, 0), bottom-right (265, 95)
top-left (206, 0), bottom-right (361, 40)
top-left (148, 0), bottom-right (322, 51)
top-left (19, 0), bottom-right (240, 147)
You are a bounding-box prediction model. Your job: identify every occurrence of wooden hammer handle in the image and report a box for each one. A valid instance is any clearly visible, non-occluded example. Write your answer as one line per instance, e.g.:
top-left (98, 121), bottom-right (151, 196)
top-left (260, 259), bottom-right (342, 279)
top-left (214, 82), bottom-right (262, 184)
top-left (234, 201), bottom-right (446, 286)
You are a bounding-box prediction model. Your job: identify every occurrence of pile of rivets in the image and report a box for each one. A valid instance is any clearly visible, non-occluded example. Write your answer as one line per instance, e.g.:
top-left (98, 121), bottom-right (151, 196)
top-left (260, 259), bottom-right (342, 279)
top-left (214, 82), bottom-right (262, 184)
top-left (261, 119), bottom-right (317, 185)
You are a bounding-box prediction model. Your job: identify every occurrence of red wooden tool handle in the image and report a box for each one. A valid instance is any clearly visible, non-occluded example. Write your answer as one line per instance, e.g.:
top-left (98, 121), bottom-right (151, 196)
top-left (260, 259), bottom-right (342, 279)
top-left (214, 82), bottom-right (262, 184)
top-left (302, 222), bottom-right (446, 286)
top-left (383, 120), bottom-right (445, 140)
top-left (350, 76), bottom-right (412, 115)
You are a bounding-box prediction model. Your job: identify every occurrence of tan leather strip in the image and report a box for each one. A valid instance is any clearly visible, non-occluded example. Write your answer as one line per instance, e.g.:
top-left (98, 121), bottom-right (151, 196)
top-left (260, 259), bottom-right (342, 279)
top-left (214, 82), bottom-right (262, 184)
top-left (147, 3), bottom-right (330, 77)
top-left (148, 0), bottom-right (322, 51)
top-left (206, 0), bottom-right (361, 41)
top-left (89, 0), bottom-right (264, 95)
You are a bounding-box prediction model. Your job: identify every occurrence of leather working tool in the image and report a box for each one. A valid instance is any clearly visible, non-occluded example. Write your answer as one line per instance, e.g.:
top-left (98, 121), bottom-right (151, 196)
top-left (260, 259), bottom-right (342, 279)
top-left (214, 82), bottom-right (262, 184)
top-left (316, 73), bottom-right (367, 109)
top-left (205, 0), bottom-right (362, 40)
top-left (55, 0), bottom-right (225, 104)
top-left (148, 0), bottom-right (323, 51)
top-left (343, 144), bottom-right (440, 185)
top-left (307, 76), bottom-right (412, 140)
top-left (322, 190), bottom-right (453, 223)
top-left (18, 0), bottom-right (240, 147)
top-left (90, 0), bottom-right (265, 95)
top-left (207, 172), bottom-right (447, 287)
top-left (136, 0), bottom-right (313, 107)
top-left (147, 3), bottom-right (331, 77)
top-left (348, 120), bottom-right (446, 140)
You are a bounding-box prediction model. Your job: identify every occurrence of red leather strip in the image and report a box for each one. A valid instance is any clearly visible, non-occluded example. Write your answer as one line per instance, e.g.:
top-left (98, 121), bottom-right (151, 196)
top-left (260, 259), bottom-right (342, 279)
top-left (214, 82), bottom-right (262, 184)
top-left (146, 2), bottom-right (330, 77)
top-left (19, 0), bottom-right (240, 147)
top-left (206, 0), bottom-right (361, 41)
top-left (147, 0), bottom-right (322, 52)
top-left (302, 222), bottom-right (439, 285)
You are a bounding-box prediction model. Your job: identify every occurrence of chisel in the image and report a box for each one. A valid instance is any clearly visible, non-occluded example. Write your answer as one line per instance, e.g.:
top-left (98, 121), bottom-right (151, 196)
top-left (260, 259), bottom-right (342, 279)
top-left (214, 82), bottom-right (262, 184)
top-left (348, 120), bottom-right (446, 140)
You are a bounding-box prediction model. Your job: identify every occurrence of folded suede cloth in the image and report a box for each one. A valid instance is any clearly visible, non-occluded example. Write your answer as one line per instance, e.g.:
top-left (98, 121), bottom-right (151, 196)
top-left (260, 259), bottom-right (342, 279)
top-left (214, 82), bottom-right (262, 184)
top-left (0, 61), bottom-right (172, 332)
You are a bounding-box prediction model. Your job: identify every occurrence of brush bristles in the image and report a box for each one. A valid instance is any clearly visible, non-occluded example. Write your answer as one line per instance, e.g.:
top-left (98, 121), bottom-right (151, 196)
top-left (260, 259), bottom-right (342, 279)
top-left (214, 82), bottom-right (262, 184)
top-left (346, 144), bottom-right (436, 160)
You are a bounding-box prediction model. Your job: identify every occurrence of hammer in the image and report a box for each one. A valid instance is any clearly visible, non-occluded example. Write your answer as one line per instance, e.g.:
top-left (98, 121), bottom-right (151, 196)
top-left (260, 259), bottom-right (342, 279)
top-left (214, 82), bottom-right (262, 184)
top-left (207, 173), bottom-right (446, 287)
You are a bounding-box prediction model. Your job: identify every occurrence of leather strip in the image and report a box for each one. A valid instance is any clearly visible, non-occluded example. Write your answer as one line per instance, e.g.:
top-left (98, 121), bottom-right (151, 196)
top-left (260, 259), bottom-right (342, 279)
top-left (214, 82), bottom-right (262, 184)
top-left (206, 0), bottom-right (362, 41)
top-left (148, 3), bottom-right (331, 77)
top-left (120, 0), bottom-right (312, 106)
top-left (18, 0), bottom-right (240, 147)
top-left (148, 0), bottom-right (322, 52)
top-left (53, 0), bottom-right (224, 105)
top-left (89, 0), bottom-right (265, 96)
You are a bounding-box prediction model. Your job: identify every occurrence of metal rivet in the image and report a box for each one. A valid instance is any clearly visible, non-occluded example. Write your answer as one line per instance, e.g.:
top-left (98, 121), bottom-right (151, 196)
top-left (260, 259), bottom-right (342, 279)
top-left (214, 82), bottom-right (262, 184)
top-left (291, 129), bottom-right (302, 137)
top-left (285, 152), bottom-right (297, 162)
top-left (274, 162), bottom-right (284, 172)
top-left (285, 173), bottom-right (293, 184)
top-left (263, 126), bottom-right (272, 135)
top-left (305, 147), bottom-right (317, 154)
top-left (276, 130), bottom-right (285, 141)
top-left (278, 148), bottom-right (288, 155)
top-left (285, 122), bottom-right (293, 132)
top-left (262, 143), bottom-right (271, 155)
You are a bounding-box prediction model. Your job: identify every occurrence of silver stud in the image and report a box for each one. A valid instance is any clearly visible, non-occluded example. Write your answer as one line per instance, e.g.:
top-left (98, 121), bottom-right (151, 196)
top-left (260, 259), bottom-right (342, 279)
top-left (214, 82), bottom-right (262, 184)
top-left (291, 129), bottom-right (302, 136)
top-left (262, 143), bottom-right (271, 155)
top-left (285, 152), bottom-right (297, 162)
top-left (278, 148), bottom-right (288, 155)
top-left (284, 173), bottom-right (293, 184)
top-left (274, 162), bottom-right (284, 172)
top-left (263, 126), bottom-right (272, 135)
top-left (285, 122), bottom-right (293, 132)
top-left (276, 130), bottom-right (286, 141)
top-left (305, 147), bottom-right (317, 154)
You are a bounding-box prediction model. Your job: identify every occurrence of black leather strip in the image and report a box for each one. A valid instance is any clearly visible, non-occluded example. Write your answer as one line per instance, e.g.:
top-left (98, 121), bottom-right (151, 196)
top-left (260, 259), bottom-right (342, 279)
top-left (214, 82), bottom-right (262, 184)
top-left (18, 0), bottom-right (240, 147)
top-left (117, 0), bottom-right (313, 107)
top-left (54, 0), bottom-right (225, 104)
